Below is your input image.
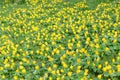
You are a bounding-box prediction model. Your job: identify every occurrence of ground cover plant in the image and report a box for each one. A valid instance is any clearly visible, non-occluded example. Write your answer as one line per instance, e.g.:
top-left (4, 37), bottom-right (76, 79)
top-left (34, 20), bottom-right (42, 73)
top-left (0, 0), bottom-right (120, 80)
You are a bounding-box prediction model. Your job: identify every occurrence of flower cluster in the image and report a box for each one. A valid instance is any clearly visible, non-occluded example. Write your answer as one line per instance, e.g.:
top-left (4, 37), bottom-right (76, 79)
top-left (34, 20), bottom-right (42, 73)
top-left (0, 0), bottom-right (120, 80)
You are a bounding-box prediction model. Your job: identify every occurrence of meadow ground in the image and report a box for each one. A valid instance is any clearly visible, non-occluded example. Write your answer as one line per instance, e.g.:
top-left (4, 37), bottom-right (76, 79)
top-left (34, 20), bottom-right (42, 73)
top-left (0, 0), bottom-right (120, 80)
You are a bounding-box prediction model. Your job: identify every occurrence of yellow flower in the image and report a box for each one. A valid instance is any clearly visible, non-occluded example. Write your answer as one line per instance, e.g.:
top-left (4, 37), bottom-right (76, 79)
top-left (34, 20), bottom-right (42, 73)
top-left (62, 62), bottom-right (68, 68)
top-left (112, 59), bottom-right (115, 62)
top-left (53, 64), bottom-right (57, 69)
top-left (67, 71), bottom-right (72, 77)
top-left (94, 39), bottom-right (99, 43)
top-left (80, 48), bottom-right (86, 53)
top-left (76, 69), bottom-right (81, 74)
top-left (45, 47), bottom-right (49, 51)
top-left (35, 65), bottom-right (39, 70)
top-left (48, 67), bottom-right (52, 72)
top-left (45, 73), bottom-right (48, 78)
top-left (117, 64), bottom-right (120, 72)
top-left (39, 77), bottom-right (43, 80)
top-left (55, 49), bottom-right (60, 54)
top-left (60, 69), bottom-right (64, 73)
top-left (22, 69), bottom-right (26, 74)
top-left (105, 61), bottom-right (108, 65)
top-left (85, 40), bottom-right (89, 45)
top-left (52, 41), bottom-right (55, 45)
top-left (113, 39), bottom-right (117, 43)
top-left (102, 67), bottom-right (107, 72)
top-left (1, 75), bottom-right (5, 79)
top-left (49, 77), bottom-right (52, 80)
top-left (48, 57), bottom-right (54, 62)
top-left (84, 69), bottom-right (88, 76)
top-left (108, 70), bottom-right (112, 74)
top-left (95, 51), bottom-right (99, 55)
top-left (19, 65), bottom-right (24, 69)
top-left (5, 63), bottom-right (10, 68)
top-left (77, 42), bottom-right (81, 47)
top-left (61, 75), bottom-right (65, 79)
top-left (20, 78), bottom-right (24, 80)
top-left (0, 66), bottom-right (3, 71)
top-left (32, 61), bottom-right (36, 64)
top-left (70, 65), bottom-right (73, 70)
top-left (77, 59), bottom-right (81, 63)
top-left (75, 34), bottom-right (80, 39)
top-left (42, 63), bottom-right (45, 67)
top-left (97, 74), bottom-right (102, 79)
top-left (16, 69), bottom-right (19, 73)
top-left (51, 70), bottom-right (56, 74)
top-left (102, 38), bottom-right (107, 43)
top-left (32, 26), bottom-right (38, 31)
top-left (98, 64), bottom-right (102, 69)
top-left (95, 44), bottom-right (100, 48)
top-left (105, 47), bottom-right (109, 52)
top-left (89, 43), bottom-right (94, 47)
top-left (86, 37), bottom-right (90, 44)
top-left (87, 61), bottom-right (90, 65)
top-left (56, 77), bottom-right (60, 80)
top-left (14, 76), bottom-right (18, 80)
top-left (68, 43), bottom-right (73, 49)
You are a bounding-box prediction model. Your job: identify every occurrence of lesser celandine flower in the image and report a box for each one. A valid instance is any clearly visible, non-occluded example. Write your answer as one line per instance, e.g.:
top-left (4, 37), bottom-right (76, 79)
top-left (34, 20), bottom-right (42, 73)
top-left (97, 74), bottom-right (102, 79)
top-left (105, 47), bottom-right (109, 52)
top-left (1, 75), bottom-right (5, 79)
top-left (116, 65), bottom-right (120, 72)
top-left (51, 70), bottom-right (56, 74)
top-left (20, 78), bottom-right (24, 80)
top-left (67, 71), bottom-right (72, 77)
top-left (49, 77), bottom-right (52, 80)
top-left (22, 69), bottom-right (26, 74)
top-left (13, 76), bottom-right (18, 80)
top-left (35, 65), bottom-right (40, 70)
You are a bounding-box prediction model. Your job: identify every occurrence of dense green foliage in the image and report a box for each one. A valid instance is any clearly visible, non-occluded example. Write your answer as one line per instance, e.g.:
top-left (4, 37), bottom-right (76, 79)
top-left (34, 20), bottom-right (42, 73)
top-left (0, 0), bottom-right (120, 80)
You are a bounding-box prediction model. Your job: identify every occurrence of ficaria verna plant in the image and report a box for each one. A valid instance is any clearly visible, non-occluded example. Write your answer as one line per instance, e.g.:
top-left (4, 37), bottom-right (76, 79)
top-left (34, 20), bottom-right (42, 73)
top-left (0, 0), bottom-right (120, 80)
